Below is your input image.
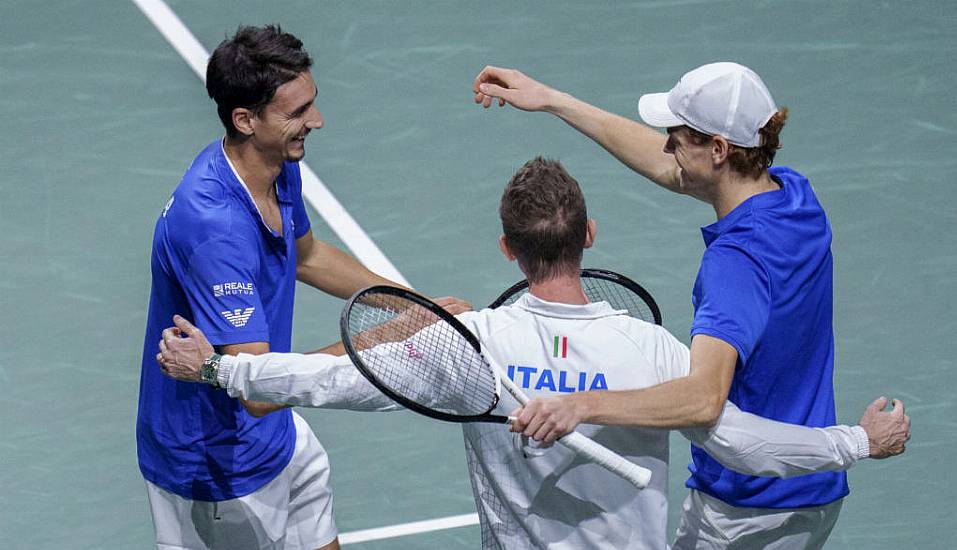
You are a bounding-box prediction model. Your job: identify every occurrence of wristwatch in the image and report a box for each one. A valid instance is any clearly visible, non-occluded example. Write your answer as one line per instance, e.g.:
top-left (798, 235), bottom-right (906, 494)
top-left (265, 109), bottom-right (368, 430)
top-left (201, 353), bottom-right (223, 387)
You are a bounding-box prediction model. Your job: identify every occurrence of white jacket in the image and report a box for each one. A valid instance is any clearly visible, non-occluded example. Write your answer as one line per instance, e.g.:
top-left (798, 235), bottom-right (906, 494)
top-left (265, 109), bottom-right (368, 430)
top-left (217, 293), bottom-right (867, 549)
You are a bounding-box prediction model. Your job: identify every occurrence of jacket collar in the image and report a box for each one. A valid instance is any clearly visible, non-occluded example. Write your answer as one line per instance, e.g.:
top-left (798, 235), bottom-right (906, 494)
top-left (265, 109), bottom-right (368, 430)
top-left (512, 292), bottom-right (625, 320)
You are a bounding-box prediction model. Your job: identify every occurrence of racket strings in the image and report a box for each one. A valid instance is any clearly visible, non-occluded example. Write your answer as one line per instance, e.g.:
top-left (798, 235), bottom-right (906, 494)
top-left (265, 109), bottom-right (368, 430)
top-left (347, 294), bottom-right (498, 417)
top-left (497, 273), bottom-right (657, 323)
top-left (581, 277), bottom-right (655, 322)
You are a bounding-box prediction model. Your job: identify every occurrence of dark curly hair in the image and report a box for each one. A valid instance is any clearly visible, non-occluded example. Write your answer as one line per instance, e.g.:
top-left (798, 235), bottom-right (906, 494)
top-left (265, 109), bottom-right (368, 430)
top-left (206, 25), bottom-right (312, 138)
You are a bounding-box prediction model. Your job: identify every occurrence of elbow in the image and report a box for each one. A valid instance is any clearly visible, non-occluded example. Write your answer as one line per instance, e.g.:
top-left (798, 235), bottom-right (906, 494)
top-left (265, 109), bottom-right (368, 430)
top-left (691, 396), bottom-right (725, 429)
top-left (244, 405), bottom-right (269, 418)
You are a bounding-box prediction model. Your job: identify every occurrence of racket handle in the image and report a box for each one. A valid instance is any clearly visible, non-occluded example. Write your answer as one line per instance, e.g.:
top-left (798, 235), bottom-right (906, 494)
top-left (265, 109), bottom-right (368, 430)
top-left (558, 431), bottom-right (652, 489)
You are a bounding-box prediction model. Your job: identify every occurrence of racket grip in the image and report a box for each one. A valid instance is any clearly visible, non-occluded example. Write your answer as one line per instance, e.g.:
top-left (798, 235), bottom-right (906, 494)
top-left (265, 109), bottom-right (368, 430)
top-left (558, 431), bottom-right (652, 490)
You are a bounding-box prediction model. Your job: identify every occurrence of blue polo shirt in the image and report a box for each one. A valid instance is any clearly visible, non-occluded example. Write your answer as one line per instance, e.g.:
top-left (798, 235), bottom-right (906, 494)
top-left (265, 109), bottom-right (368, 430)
top-left (686, 166), bottom-right (849, 509)
top-left (136, 140), bottom-right (312, 501)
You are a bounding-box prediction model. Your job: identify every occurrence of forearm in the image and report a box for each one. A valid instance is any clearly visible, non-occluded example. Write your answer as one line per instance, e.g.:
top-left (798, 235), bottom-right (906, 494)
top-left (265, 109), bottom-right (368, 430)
top-left (297, 240), bottom-right (402, 299)
top-left (682, 402), bottom-right (869, 478)
top-left (547, 91), bottom-right (680, 192)
top-left (575, 373), bottom-right (726, 429)
top-left (220, 342), bottom-right (286, 416)
top-left (219, 352), bottom-right (399, 412)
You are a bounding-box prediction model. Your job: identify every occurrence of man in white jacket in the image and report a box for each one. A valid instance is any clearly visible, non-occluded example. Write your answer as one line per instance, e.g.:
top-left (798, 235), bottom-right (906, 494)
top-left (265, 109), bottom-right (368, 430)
top-left (157, 158), bottom-right (908, 550)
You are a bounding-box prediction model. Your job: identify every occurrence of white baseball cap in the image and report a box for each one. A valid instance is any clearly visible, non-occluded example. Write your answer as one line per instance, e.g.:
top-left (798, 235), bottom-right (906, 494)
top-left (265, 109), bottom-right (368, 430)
top-left (637, 62), bottom-right (777, 148)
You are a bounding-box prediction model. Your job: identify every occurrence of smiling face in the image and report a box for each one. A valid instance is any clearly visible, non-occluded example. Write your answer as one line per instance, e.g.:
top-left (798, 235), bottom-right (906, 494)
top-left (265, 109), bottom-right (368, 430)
top-left (250, 71), bottom-right (323, 163)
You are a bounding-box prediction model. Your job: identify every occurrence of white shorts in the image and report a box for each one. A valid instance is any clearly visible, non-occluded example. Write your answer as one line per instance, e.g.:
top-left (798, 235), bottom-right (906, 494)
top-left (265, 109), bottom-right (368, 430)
top-left (672, 489), bottom-right (843, 550)
top-left (146, 411), bottom-right (337, 550)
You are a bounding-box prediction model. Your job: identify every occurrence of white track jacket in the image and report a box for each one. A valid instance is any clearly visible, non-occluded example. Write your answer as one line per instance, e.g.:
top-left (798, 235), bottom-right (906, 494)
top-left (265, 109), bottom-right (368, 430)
top-left (215, 293), bottom-right (868, 549)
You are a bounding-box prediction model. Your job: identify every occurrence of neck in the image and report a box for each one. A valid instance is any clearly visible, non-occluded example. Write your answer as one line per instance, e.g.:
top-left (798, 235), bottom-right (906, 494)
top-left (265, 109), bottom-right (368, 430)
top-left (223, 136), bottom-right (283, 197)
top-left (527, 272), bottom-right (588, 305)
top-left (711, 169), bottom-right (779, 219)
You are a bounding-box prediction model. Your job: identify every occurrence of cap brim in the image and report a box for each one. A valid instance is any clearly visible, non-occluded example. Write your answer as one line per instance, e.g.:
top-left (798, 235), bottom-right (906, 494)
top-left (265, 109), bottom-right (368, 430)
top-left (638, 92), bottom-right (682, 128)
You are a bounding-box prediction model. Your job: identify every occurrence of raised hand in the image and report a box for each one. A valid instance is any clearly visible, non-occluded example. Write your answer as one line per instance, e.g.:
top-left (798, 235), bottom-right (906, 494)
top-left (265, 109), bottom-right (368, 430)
top-left (472, 65), bottom-right (559, 112)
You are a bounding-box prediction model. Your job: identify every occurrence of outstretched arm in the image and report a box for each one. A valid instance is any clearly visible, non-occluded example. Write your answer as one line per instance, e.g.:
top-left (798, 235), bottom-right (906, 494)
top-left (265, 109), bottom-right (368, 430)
top-left (158, 315), bottom-right (398, 411)
top-left (510, 334), bottom-right (736, 443)
top-left (472, 65), bottom-right (682, 193)
top-left (682, 397), bottom-right (910, 478)
top-left (220, 352), bottom-right (398, 412)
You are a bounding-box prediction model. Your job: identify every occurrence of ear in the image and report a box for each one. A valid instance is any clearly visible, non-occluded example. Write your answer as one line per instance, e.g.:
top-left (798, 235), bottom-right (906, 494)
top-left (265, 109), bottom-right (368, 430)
top-left (499, 235), bottom-right (516, 261)
top-left (231, 107), bottom-right (257, 137)
top-left (711, 135), bottom-right (731, 165)
top-left (584, 219), bottom-right (597, 249)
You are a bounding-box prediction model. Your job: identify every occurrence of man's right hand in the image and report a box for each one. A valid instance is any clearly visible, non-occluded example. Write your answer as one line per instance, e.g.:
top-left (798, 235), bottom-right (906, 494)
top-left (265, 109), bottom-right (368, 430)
top-left (157, 315), bottom-right (214, 383)
top-left (858, 396), bottom-right (911, 459)
top-left (473, 66), bottom-right (559, 112)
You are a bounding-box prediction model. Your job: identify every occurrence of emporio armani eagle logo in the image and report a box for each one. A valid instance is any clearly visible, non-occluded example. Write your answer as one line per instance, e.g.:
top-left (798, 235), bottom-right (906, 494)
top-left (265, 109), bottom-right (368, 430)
top-left (222, 307), bottom-right (255, 328)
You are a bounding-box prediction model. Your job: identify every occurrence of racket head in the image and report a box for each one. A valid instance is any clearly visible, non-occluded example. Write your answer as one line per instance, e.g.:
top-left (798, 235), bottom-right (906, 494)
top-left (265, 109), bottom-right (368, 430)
top-left (489, 268), bottom-right (663, 325)
top-left (340, 285), bottom-right (508, 424)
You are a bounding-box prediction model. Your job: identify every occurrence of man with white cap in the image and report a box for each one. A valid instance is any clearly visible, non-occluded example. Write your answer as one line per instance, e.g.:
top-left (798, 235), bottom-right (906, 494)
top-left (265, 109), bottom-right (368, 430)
top-left (472, 63), bottom-right (907, 548)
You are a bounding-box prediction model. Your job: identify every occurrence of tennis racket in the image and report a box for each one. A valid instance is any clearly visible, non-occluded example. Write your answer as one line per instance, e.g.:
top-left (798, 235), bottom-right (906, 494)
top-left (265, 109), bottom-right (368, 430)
top-left (340, 285), bottom-right (652, 489)
top-left (490, 267), bottom-right (662, 325)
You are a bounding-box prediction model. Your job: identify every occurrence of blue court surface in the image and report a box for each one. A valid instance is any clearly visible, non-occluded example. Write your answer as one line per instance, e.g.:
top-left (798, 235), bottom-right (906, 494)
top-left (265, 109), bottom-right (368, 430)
top-left (1, 1), bottom-right (954, 548)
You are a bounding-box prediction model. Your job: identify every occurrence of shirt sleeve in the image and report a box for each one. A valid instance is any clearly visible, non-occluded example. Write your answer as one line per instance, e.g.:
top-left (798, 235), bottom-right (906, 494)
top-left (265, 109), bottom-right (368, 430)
top-left (221, 352), bottom-right (400, 411)
top-left (182, 237), bottom-right (270, 346)
top-left (691, 243), bottom-right (771, 366)
top-left (680, 401), bottom-right (869, 478)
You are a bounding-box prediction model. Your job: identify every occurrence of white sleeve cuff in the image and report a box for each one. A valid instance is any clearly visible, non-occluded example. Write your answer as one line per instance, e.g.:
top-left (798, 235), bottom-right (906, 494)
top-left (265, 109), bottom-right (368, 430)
top-left (218, 354), bottom-right (237, 389)
top-left (851, 425), bottom-right (870, 459)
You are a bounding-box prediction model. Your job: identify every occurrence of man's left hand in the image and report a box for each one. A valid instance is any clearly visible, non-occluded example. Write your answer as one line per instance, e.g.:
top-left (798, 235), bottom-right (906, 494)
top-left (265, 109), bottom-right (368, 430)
top-left (157, 315), bottom-right (215, 382)
top-left (433, 296), bottom-right (473, 316)
top-left (859, 396), bottom-right (911, 459)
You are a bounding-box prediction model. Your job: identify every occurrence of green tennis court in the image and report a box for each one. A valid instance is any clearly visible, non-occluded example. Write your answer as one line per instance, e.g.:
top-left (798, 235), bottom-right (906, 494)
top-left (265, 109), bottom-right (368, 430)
top-left (1, 0), bottom-right (954, 547)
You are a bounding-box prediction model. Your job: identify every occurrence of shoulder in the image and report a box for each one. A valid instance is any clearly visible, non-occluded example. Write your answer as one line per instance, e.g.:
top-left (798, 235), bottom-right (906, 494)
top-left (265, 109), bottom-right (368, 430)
top-left (603, 314), bottom-right (684, 352)
top-left (163, 196), bottom-right (256, 260)
top-left (456, 306), bottom-right (524, 339)
top-left (698, 243), bottom-right (771, 299)
top-left (769, 165), bottom-right (808, 185)
top-left (702, 239), bottom-right (764, 269)
top-left (769, 165), bottom-right (824, 210)
top-left (590, 315), bottom-right (690, 381)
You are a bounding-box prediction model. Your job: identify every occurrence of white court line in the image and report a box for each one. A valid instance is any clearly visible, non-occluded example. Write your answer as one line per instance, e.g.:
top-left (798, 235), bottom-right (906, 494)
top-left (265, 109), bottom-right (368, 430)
top-left (339, 513), bottom-right (480, 545)
top-left (131, 0), bottom-right (410, 287)
top-left (131, 0), bottom-right (475, 543)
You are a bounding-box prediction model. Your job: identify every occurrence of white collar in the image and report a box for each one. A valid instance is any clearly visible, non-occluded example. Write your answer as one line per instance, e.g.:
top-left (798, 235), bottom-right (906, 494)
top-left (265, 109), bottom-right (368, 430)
top-left (512, 292), bottom-right (626, 320)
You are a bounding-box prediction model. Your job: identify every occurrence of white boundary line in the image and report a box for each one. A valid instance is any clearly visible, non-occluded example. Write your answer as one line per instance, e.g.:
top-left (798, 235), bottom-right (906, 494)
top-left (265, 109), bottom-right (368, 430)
top-left (131, 0), bottom-right (410, 287)
top-left (339, 513), bottom-right (479, 545)
top-left (131, 0), bottom-right (476, 543)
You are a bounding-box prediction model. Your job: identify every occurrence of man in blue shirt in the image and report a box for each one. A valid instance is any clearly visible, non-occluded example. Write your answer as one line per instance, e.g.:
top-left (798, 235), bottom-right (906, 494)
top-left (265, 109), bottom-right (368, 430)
top-left (472, 63), bottom-right (909, 547)
top-left (137, 25), bottom-right (451, 550)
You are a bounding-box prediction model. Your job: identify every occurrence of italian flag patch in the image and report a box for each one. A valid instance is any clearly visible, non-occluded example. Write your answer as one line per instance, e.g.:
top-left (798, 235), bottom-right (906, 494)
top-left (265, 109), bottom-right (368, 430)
top-left (552, 336), bottom-right (568, 358)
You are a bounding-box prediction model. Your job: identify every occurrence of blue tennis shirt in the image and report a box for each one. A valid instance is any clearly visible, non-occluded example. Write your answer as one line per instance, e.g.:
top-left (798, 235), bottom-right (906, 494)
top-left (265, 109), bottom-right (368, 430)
top-left (686, 166), bottom-right (849, 508)
top-left (137, 140), bottom-right (311, 501)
